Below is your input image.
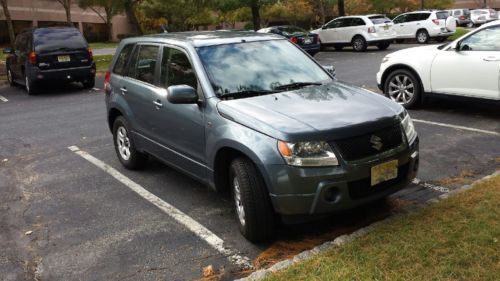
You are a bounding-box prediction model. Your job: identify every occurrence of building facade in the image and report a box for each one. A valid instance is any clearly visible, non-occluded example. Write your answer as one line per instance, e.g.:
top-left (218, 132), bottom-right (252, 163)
top-left (0, 0), bottom-right (134, 44)
top-left (453, 0), bottom-right (500, 9)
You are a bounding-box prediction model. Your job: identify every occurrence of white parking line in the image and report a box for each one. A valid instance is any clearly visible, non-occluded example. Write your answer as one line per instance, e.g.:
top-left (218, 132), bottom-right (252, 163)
top-left (0, 95), bottom-right (8, 103)
top-left (413, 119), bottom-right (500, 136)
top-left (67, 145), bottom-right (253, 269)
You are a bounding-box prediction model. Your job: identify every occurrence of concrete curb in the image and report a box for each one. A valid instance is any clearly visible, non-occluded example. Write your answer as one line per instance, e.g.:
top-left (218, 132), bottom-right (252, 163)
top-left (236, 170), bottom-right (500, 281)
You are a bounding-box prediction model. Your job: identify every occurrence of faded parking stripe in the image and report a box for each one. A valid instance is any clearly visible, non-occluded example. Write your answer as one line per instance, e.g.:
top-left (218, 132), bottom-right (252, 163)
top-left (413, 119), bottom-right (500, 136)
top-left (0, 95), bottom-right (8, 102)
top-left (68, 145), bottom-right (253, 269)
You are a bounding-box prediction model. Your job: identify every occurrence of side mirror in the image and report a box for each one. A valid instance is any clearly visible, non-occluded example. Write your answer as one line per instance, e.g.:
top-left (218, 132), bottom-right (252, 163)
top-left (167, 85), bottom-right (199, 104)
top-left (455, 41), bottom-right (462, 51)
top-left (3, 48), bottom-right (14, 54)
top-left (323, 65), bottom-right (336, 77)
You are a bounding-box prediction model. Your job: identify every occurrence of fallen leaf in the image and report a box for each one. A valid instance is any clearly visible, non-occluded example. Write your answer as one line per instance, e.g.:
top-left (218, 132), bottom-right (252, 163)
top-left (25, 230), bottom-right (33, 235)
top-left (202, 265), bottom-right (215, 277)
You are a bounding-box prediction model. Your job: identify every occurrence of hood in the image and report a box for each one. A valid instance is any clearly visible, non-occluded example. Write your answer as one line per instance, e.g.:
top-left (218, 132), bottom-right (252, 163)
top-left (217, 82), bottom-right (403, 142)
top-left (391, 44), bottom-right (441, 58)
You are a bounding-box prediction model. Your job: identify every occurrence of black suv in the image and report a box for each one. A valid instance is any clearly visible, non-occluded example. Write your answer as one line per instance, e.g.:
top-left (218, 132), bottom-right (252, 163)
top-left (3, 27), bottom-right (96, 94)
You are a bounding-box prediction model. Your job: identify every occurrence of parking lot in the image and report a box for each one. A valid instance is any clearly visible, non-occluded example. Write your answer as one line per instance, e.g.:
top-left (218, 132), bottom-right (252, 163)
top-left (1, 43), bottom-right (499, 281)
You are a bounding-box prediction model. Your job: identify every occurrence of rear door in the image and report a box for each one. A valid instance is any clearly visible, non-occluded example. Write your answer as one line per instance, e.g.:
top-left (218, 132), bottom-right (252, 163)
top-left (33, 28), bottom-right (92, 72)
top-left (148, 46), bottom-right (207, 180)
top-left (431, 25), bottom-right (500, 99)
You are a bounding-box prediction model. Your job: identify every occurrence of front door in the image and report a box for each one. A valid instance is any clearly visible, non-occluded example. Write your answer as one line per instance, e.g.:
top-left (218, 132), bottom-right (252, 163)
top-left (431, 25), bottom-right (500, 99)
top-left (148, 46), bottom-right (207, 181)
top-left (320, 18), bottom-right (344, 44)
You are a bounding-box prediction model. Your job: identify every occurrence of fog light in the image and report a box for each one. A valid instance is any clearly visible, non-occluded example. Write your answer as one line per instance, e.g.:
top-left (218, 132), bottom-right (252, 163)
top-left (67, 75), bottom-right (71, 79)
top-left (324, 187), bottom-right (340, 203)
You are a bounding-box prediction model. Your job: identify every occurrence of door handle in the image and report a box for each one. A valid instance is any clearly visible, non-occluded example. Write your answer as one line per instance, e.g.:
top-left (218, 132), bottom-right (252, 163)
top-left (483, 57), bottom-right (500, 62)
top-left (153, 100), bottom-right (163, 108)
top-left (119, 87), bottom-right (127, 95)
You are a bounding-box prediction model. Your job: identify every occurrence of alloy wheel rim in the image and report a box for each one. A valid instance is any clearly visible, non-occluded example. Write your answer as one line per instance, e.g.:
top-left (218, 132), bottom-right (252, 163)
top-left (354, 39), bottom-right (363, 50)
top-left (116, 126), bottom-right (131, 161)
top-left (7, 70), bottom-right (12, 84)
top-left (25, 76), bottom-right (30, 92)
top-left (417, 32), bottom-right (427, 43)
top-left (233, 177), bottom-right (245, 226)
top-left (388, 74), bottom-right (414, 105)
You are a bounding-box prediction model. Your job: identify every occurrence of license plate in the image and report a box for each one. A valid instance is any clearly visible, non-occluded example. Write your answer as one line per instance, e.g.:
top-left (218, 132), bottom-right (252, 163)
top-left (304, 38), bottom-right (312, 44)
top-left (371, 160), bottom-right (398, 186)
top-left (58, 55), bottom-right (71, 62)
top-left (384, 26), bottom-right (389, 30)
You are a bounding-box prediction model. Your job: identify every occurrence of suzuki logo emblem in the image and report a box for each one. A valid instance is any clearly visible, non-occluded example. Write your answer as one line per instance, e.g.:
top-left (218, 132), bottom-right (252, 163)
top-left (370, 135), bottom-right (383, 151)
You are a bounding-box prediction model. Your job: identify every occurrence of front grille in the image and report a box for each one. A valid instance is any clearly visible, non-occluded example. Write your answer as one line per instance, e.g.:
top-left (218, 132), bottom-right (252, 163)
top-left (332, 124), bottom-right (403, 161)
top-left (348, 163), bottom-right (409, 200)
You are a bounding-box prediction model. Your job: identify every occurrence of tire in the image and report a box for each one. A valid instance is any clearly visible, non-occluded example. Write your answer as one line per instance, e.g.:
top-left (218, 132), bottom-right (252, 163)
top-left (6, 67), bottom-right (15, 86)
top-left (82, 76), bottom-right (95, 89)
top-left (230, 157), bottom-right (275, 242)
top-left (113, 116), bottom-right (148, 170)
top-left (377, 42), bottom-right (391, 50)
top-left (416, 29), bottom-right (429, 44)
top-left (435, 37), bottom-right (447, 43)
top-left (384, 69), bottom-right (422, 109)
top-left (334, 45), bottom-right (343, 51)
top-left (24, 75), bottom-right (38, 95)
top-left (352, 36), bottom-right (367, 52)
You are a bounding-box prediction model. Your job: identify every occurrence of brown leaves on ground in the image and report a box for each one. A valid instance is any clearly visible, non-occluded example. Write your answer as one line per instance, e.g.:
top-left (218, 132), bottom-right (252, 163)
top-left (435, 169), bottom-right (478, 187)
top-left (196, 265), bottom-right (224, 281)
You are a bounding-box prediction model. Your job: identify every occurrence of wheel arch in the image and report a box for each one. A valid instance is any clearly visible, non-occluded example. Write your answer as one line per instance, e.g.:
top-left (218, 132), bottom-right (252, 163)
top-left (381, 64), bottom-right (424, 92)
top-left (351, 34), bottom-right (366, 43)
top-left (108, 107), bottom-right (124, 132)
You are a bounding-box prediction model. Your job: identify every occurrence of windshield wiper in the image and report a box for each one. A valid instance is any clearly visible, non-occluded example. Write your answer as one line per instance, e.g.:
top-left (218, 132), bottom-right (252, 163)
top-left (219, 89), bottom-right (277, 100)
top-left (273, 82), bottom-right (322, 91)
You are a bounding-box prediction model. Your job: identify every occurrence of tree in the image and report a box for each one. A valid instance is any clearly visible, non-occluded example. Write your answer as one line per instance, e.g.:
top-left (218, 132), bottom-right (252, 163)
top-left (214, 0), bottom-right (277, 30)
top-left (123, 0), bottom-right (143, 35)
top-left (0, 0), bottom-right (15, 46)
top-left (56, 0), bottom-right (73, 26)
top-left (78, 0), bottom-right (124, 41)
top-left (338, 0), bottom-right (344, 16)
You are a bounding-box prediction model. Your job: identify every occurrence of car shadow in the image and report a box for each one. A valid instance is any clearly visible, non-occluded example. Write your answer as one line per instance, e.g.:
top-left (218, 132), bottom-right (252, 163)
top-left (422, 95), bottom-right (500, 117)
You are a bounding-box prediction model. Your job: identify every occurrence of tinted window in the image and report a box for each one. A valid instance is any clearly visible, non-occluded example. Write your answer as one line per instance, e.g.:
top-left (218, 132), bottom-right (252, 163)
top-left (369, 15), bottom-right (392, 24)
top-left (196, 40), bottom-right (331, 97)
top-left (463, 9), bottom-right (471, 16)
top-left (33, 28), bottom-right (87, 53)
top-left (113, 44), bottom-right (134, 75)
top-left (453, 10), bottom-right (461, 16)
top-left (436, 12), bottom-right (449, 20)
top-left (348, 18), bottom-right (366, 26)
top-left (414, 13), bottom-right (431, 21)
top-left (279, 26), bottom-right (306, 35)
top-left (460, 26), bottom-right (500, 51)
top-left (326, 19), bottom-right (343, 28)
top-left (393, 15), bottom-right (407, 24)
top-left (131, 45), bottom-right (159, 84)
top-left (164, 48), bottom-right (197, 89)
top-left (15, 33), bottom-right (29, 53)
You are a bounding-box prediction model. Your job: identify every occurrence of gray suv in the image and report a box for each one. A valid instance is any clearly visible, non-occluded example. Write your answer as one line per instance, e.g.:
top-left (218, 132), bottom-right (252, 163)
top-left (105, 32), bottom-right (419, 242)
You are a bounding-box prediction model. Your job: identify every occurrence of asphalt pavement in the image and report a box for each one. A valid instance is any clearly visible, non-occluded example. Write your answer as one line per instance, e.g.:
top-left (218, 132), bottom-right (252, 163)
top-left (0, 43), bottom-right (499, 281)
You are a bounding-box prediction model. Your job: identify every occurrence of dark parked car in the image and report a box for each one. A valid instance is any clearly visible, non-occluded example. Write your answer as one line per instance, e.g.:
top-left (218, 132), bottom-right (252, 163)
top-left (257, 25), bottom-right (321, 55)
top-left (3, 27), bottom-right (96, 95)
top-left (105, 32), bottom-right (419, 242)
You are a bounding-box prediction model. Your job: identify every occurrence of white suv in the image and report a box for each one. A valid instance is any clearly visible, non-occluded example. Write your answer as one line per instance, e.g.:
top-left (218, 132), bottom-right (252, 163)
top-left (312, 15), bottom-right (397, 52)
top-left (393, 10), bottom-right (456, 43)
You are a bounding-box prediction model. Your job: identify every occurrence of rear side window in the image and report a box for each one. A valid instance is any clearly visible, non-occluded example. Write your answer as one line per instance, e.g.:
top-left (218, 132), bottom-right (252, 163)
top-left (130, 45), bottom-right (159, 84)
top-left (33, 28), bottom-right (87, 53)
top-left (418, 13), bottom-right (431, 21)
top-left (369, 15), bottom-right (392, 24)
top-left (349, 18), bottom-right (366, 26)
top-left (113, 44), bottom-right (134, 75)
top-left (436, 12), bottom-right (449, 20)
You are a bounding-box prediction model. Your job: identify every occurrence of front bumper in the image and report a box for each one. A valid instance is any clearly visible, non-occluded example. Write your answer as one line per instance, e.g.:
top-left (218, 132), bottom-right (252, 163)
top-left (28, 64), bottom-right (96, 82)
top-left (267, 137), bottom-right (419, 218)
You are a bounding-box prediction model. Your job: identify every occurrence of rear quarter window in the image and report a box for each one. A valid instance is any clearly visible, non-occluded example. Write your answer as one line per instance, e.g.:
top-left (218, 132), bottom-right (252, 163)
top-left (34, 28), bottom-right (88, 53)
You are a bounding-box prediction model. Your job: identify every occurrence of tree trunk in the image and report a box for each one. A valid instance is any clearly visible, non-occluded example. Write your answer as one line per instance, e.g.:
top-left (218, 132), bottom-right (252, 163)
top-left (124, 0), bottom-right (142, 35)
top-left (106, 21), bottom-right (113, 42)
top-left (338, 0), bottom-right (345, 16)
top-left (318, 0), bottom-right (325, 25)
top-left (64, 0), bottom-right (72, 26)
top-left (1, 0), bottom-right (16, 46)
top-left (251, 5), bottom-right (261, 30)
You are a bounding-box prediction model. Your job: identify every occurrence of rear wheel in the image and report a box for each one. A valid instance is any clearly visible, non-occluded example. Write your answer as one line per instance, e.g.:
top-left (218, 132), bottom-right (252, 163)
top-left (25, 75), bottom-right (38, 95)
top-left (416, 30), bottom-right (429, 44)
top-left (352, 36), bottom-right (367, 52)
top-left (377, 42), bottom-right (391, 50)
top-left (82, 76), bottom-right (95, 89)
top-left (6, 68), bottom-right (15, 86)
top-left (230, 157), bottom-right (275, 242)
top-left (384, 69), bottom-right (422, 109)
top-left (113, 116), bottom-right (148, 170)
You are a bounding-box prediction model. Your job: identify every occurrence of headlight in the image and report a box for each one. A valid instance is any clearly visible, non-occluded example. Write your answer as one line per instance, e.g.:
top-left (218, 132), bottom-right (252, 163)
top-left (401, 112), bottom-right (417, 143)
top-left (382, 56), bottom-right (391, 63)
top-left (277, 141), bottom-right (339, 167)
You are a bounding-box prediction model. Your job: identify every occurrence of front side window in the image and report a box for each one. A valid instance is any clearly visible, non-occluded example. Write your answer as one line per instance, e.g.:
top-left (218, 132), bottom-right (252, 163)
top-left (196, 40), bottom-right (332, 97)
top-left (460, 26), bottom-right (500, 51)
top-left (130, 45), bottom-right (159, 84)
top-left (113, 44), bottom-right (134, 75)
top-left (393, 15), bottom-right (407, 24)
top-left (326, 19), bottom-right (343, 29)
top-left (161, 47), bottom-right (197, 89)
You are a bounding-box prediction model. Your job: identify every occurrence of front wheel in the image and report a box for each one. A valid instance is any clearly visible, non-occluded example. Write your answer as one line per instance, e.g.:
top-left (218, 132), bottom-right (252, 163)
top-left (352, 36), bottom-right (367, 52)
top-left (113, 116), bottom-right (148, 170)
top-left (384, 69), bottom-right (422, 109)
top-left (230, 157), bottom-right (275, 242)
top-left (416, 30), bottom-right (429, 44)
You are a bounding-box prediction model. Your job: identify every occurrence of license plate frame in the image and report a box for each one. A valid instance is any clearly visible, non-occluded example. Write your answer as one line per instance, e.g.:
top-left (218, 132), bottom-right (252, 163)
top-left (57, 55), bottom-right (71, 63)
top-left (371, 160), bottom-right (398, 186)
top-left (384, 26), bottom-right (389, 30)
top-left (304, 38), bottom-right (312, 44)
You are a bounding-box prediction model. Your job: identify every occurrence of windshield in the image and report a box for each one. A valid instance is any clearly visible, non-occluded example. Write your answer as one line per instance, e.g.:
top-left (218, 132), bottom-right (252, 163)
top-left (196, 40), bottom-right (332, 97)
top-left (436, 12), bottom-right (449, 19)
top-left (34, 28), bottom-right (88, 53)
top-left (369, 15), bottom-right (392, 24)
